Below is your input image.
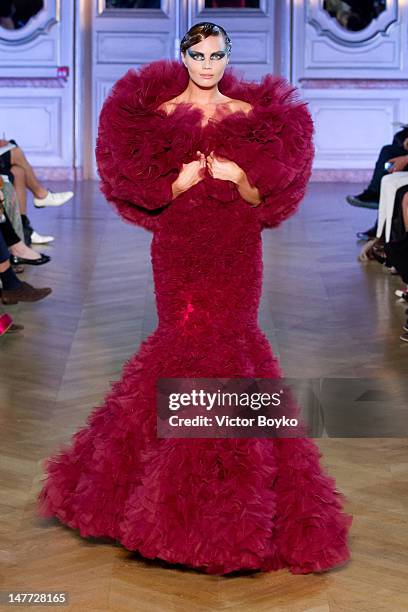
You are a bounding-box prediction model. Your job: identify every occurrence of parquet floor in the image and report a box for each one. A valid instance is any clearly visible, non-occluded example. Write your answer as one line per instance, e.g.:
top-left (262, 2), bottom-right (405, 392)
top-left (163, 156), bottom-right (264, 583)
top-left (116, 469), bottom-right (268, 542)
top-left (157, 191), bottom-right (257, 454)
top-left (0, 181), bottom-right (407, 611)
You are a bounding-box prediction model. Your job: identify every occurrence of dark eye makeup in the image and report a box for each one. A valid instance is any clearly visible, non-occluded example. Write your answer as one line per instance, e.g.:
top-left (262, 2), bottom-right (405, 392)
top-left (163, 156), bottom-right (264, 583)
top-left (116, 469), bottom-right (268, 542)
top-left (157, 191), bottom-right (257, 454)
top-left (187, 50), bottom-right (227, 60)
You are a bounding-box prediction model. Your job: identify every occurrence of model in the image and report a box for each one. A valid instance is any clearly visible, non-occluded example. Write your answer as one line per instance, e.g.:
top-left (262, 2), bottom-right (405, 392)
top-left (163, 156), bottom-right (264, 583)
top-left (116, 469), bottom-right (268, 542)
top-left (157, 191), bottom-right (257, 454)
top-left (37, 22), bottom-right (352, 576)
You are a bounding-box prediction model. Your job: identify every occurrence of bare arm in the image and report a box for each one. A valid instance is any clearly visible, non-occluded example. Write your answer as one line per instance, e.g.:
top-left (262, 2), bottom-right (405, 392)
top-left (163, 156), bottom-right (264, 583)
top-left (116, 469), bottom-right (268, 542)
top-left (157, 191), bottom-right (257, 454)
top-left (171, 178), bottom-right (185, 200)
top-left (236, 170), bottom-right (262, 207)
top-left (171, 153), bottom-right (207, 200)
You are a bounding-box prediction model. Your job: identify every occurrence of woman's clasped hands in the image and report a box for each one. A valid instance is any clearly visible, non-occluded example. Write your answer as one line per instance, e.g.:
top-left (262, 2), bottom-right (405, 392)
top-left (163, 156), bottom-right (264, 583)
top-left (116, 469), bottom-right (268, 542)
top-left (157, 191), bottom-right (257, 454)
top-left (173, 150), bottom-right (244, 198)
top-left (172, 150), bottom-right (262, 206)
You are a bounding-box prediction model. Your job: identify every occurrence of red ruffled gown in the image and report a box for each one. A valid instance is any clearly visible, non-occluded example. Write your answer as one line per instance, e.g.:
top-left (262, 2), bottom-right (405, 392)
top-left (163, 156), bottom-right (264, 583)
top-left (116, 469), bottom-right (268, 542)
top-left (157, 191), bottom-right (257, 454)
top-left (37, 60), bottom-right (352, 575)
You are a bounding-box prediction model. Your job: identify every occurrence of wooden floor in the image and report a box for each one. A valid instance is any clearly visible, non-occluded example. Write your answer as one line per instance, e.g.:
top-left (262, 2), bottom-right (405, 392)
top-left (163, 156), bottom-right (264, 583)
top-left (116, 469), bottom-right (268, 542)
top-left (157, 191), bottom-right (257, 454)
top-left (1, 181), bottom-right (407, 611)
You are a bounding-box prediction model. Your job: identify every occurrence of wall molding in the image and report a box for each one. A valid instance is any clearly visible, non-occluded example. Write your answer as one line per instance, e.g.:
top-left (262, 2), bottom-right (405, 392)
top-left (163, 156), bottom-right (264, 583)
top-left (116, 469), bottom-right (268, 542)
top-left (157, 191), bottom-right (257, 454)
top-left (0, 0), bottom-right (60, 46)
top-left (307, 0), bottom-right (398, 46)
top-left (311, 169), bottom-right (372, 182)
top-left (300, 79), bottom-right (408, 89)
top-left (33, 167), bottom-right (80, 181)
top-left (0, 78), bottom-right (65, 88)
top-left (32, 168), bottom-right (372, 184)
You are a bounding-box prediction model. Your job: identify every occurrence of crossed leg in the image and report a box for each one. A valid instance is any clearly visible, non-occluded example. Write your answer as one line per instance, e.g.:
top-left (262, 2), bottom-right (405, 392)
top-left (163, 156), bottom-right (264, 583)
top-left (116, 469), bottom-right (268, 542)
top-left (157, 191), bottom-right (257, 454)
top-left (10, 148), bottom-right (48, 215)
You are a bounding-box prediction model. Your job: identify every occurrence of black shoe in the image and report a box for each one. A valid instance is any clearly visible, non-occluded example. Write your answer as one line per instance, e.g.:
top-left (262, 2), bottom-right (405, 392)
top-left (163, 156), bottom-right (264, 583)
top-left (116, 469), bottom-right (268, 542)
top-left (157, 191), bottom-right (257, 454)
top-left (356, 223), bottom-right (378, 241)
top-left (347, 189), bottom-right (379, 209)
top-left (356, 189), bottom-right (379, 202)
top-left (9, 253), bottom-right (51, 266)
top-left (1, 281), bottom-right (52, 305)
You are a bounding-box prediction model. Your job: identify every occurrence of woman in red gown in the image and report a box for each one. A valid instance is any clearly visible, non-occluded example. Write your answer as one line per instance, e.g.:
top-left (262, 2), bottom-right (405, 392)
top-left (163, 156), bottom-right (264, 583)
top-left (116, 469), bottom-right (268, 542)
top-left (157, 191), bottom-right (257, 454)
top-left (37, 23), bottom-right (352, 575)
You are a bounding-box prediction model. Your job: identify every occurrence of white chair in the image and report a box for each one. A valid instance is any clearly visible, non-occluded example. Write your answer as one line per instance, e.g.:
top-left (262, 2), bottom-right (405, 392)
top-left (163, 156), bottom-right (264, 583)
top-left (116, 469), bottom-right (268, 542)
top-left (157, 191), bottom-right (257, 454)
top-left (376, 172), bottom-right (408, 242)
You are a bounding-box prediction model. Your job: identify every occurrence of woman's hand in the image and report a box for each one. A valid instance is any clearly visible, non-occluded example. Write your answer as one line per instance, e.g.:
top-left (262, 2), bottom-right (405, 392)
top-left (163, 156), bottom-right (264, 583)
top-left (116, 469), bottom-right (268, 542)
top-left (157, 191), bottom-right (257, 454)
top-left (172, 151), bottom-right (206, 199)
top-left (207, 151), bottom-right (262, 206)
top-left (387, 155), bottom-right (408, 172)
top-left (206, 151), bottom-right (244, 184)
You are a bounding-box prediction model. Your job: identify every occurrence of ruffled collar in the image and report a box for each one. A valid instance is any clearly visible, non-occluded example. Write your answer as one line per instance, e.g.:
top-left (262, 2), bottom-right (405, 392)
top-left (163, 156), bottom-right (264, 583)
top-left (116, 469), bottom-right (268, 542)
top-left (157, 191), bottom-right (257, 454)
top-left (132, 59), bottom-right (298, 121)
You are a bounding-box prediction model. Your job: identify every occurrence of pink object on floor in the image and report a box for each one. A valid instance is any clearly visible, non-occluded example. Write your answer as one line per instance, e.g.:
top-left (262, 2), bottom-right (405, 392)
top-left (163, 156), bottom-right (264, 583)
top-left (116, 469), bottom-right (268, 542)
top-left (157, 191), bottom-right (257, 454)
top-left (0, 313), bottom-right (13, 336)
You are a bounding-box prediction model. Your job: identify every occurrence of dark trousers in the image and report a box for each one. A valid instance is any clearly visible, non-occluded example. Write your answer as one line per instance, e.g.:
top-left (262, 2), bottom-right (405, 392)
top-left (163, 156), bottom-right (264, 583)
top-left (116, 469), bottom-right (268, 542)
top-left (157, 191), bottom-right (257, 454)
top-left (0, 213), bottom-right (20, 249)
top-left (0, 139), bottom-right (18, 183)
top-left (385, 183), bottom-right (408, 283)
top-left (368, 143), bottom-right (406, 197)
top-left (0, 227), bottom-right (10, 265)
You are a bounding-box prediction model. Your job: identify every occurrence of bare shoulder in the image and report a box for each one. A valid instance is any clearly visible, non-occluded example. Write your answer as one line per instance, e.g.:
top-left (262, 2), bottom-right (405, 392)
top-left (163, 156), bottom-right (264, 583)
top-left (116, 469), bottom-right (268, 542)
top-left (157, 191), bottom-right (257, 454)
top-left (157, 96), bottom-right (182, 113)
top-left (228, 99), bottom-right (254, 114)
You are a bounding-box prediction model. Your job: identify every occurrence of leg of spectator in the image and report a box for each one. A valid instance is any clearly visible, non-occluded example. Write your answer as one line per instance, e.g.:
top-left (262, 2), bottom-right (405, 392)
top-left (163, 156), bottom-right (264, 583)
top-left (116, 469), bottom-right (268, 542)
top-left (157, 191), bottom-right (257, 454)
top-left (376, 176), bottom-right (388, 239)
top-left (367, 144), bottom-right (406, 197)
top-left (0, 232), bottom-right (21, 289)
top-left (10, 147), bottom-right (48, 200)
top-left (10, 146), bottom-right (73, 211)
top-left (10, 165), bottom-right (28, 215)
top-left (0, 215), bottom-right (44, 261)
top-left (1, 182), bottom-right (24, 242)
top-left (402, 192), bottom-right (408, 231)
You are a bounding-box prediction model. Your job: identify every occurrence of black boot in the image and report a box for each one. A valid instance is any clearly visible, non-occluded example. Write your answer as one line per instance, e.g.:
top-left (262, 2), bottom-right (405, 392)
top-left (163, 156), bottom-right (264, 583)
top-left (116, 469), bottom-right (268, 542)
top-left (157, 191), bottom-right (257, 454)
top-left (21, 214), bottom-right (33, 246)
top-left (356, 222), bottom-right (378, 241)
top-left (346, 189), bottom-right (379, 209)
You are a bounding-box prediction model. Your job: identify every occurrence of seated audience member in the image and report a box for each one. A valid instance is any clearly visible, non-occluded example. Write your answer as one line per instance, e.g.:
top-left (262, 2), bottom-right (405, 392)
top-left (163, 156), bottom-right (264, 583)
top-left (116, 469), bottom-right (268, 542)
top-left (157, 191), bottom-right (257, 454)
top-left (0, 231), bottom-right (52, 305)
top-left (357, 181), bottom-right (408, 344)
top-left (0, 175), bottom-right (24, 242)
top-left (389, 184), bottom-right (408, 242)
top-left (0, 1), bottom-right (14, 29)
top-left (375, 172), bottom-right (408, 244)
top-left (382, 184), bottom-right (408, 274)
top-left (0, 211), bottom-right (51, 266)
top-left (358, 176), bottom-right (408, 263)
top-left (1, 178), bottom-right (50, 268)
top-left (346, 127), bottom-right (408, 240)
top-left (0, 138), bottom-right (74, 245)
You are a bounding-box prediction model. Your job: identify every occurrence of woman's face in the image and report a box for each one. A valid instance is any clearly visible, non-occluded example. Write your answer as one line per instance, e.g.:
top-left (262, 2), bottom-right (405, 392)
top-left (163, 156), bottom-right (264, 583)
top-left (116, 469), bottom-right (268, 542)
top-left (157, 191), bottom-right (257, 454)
top-left (182, 35), bottom-right (229, 88)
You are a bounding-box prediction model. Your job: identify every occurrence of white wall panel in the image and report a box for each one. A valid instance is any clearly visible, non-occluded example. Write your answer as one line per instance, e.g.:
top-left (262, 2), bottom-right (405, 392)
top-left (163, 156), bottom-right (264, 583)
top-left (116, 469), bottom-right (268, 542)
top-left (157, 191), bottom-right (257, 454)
top-left (2, 38), bottom-right (57, 64)
top-left (294, 0), bottom-right (407, 80)
top-left (305, 90), bottom-right (404, 170)
top-left (96, 31), bottom-right (170, 64)
top-left (292, 1), bottom-right (408, 176)
top-left (0, 96), bottom-right (61, 159)
top-left (308, 38), bottom-right (398, 68)
top-left (0, 1), bottom-right (74, 174)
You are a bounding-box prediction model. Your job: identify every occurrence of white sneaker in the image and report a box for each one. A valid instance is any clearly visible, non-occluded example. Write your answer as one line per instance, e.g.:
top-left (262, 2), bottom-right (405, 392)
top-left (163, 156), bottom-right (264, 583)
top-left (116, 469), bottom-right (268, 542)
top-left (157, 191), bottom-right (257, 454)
top-left (34, 190), bottom-right (74, 208)
top-left (30, 230), bottom-right (55, 244)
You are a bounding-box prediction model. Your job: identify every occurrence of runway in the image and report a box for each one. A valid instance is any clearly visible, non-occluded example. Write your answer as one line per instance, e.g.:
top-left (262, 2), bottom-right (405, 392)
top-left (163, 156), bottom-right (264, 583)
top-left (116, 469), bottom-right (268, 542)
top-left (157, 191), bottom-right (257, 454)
top-left (1, 180), bottom-right (407, 611)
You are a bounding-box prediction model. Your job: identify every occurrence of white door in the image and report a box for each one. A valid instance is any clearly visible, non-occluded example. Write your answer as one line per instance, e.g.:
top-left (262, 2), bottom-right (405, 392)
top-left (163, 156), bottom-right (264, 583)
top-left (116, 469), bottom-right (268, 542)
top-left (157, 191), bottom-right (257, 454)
top-left (0, 1), bottom-right (75, 177)
top-left (90, 1), bottom-right (179, 177)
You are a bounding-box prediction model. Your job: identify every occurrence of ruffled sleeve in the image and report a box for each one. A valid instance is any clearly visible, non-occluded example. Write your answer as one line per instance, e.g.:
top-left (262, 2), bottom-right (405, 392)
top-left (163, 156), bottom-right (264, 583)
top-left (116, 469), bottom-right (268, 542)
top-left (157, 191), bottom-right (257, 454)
top-left (95, 66), bottom-right (183, 232)
top-left (221, 74), bottom-right (315, 231)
